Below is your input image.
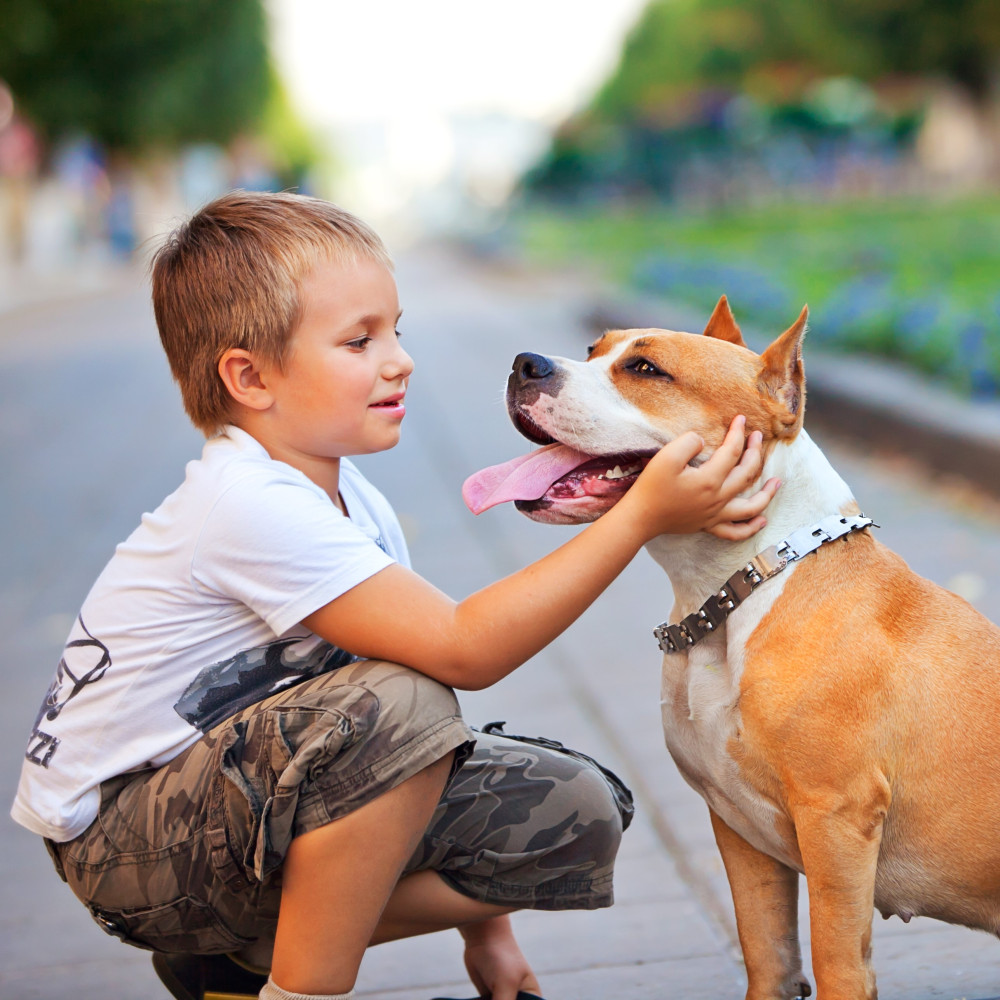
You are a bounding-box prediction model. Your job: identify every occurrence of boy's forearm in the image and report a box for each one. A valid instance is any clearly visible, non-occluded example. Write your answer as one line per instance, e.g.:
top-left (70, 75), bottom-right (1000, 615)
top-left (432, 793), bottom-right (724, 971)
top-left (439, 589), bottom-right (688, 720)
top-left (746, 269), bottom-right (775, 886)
top-left (443, 498), bottom-right (648, 688)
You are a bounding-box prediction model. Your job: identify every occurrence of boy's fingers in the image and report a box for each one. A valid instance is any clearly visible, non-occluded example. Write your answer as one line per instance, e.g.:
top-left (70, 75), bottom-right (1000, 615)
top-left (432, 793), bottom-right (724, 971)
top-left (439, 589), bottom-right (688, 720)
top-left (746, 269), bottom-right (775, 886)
top-left (707, 515), bottom-right (767, 541)
top-left (703, 416), bottom-right (750, 480)
top-left (718, 431), bottom-right (764, 497)
top-left (712, 415), bottom-right (747, 457)
top-left (707, 477), bottom-right (779, 540)
top-left (658, 430), bottom-right (705, 469)
top-left (718, 477), bottom-right (780, 520)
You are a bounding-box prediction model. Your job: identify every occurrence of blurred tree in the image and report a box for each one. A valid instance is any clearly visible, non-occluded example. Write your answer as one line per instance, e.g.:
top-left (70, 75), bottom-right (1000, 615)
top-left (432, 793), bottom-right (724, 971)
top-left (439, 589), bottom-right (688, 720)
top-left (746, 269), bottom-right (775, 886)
top-left (0, 0), bottom-right (272, 151)
top-left (593, 0), bottom-right (1000, 124)
top-left (261, 71), bottom-right (326, 190)
top-left (526, 0), bottom-right (1000, 200)
top-left (819, 0), bottom-right (1000, 102)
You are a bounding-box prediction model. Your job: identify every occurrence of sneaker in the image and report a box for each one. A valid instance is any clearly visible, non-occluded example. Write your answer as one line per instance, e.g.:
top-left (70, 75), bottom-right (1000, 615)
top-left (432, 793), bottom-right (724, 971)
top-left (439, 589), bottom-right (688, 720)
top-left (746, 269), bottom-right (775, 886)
top-left (152, 952), bottom-right (269, 1000)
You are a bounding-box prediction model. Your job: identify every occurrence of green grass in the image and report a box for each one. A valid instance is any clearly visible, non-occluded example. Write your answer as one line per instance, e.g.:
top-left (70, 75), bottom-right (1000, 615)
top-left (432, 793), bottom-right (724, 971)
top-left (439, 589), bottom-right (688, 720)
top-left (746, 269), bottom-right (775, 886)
top-left (511, 195), bottom-right (1000, 393)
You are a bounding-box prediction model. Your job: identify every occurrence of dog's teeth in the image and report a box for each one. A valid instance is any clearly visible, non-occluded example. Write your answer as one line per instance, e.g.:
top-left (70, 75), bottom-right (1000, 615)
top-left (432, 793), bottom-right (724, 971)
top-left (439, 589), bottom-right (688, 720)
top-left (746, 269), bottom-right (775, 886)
top-left (603, 464), bottom-right (641, 481)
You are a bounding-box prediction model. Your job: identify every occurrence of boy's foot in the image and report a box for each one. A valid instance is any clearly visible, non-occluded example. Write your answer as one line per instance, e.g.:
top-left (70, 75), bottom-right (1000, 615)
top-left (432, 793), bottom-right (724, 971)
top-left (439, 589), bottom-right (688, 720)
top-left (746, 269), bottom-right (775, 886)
top-left (152, 952), bottom-right (269, 1000)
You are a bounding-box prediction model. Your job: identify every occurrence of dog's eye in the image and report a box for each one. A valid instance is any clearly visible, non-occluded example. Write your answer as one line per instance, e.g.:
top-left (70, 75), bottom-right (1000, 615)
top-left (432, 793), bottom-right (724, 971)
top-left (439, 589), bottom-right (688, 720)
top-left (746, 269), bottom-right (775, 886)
top-left (626, 357), bottom-right (671, 379)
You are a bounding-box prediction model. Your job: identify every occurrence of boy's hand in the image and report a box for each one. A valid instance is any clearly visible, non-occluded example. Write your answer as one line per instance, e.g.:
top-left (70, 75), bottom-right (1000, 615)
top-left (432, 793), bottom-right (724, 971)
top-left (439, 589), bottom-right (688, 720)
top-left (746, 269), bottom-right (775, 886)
top-left (460, 916), bottom-right (541, 1000)
top-left (624, 415), bottom-right (779, 541)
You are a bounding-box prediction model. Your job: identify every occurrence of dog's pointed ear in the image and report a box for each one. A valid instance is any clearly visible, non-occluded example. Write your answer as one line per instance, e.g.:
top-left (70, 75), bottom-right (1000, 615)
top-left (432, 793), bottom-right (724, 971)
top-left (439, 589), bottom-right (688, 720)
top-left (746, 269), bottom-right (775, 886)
top-left (702, 295), bottom-right (746, 347)
top-left (759, 306), bottom-right (808, 422)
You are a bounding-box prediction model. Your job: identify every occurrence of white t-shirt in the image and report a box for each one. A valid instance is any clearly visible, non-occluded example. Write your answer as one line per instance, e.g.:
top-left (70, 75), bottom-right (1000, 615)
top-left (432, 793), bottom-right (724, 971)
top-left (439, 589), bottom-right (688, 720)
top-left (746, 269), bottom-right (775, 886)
top-left (11, 426), bottom-right (409, 841)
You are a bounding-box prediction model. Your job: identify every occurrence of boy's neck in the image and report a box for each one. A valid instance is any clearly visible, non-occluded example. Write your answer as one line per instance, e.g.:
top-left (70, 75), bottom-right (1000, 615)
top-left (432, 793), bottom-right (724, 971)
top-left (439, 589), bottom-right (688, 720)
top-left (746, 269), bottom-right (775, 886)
top-left (231, 419), bottom-right (343, 508)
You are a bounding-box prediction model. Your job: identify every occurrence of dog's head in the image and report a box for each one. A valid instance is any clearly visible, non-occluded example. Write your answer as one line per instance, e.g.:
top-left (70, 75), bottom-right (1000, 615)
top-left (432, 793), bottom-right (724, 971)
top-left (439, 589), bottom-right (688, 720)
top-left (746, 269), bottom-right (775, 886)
top-left (463, 297), bottom-right (808, 524)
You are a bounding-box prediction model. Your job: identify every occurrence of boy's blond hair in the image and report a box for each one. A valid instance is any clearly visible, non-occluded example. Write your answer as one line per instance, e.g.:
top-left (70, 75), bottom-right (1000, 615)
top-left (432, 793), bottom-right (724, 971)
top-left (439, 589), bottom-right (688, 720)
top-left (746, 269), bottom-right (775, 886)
top-left (151, 190), bottom-right (393, 436)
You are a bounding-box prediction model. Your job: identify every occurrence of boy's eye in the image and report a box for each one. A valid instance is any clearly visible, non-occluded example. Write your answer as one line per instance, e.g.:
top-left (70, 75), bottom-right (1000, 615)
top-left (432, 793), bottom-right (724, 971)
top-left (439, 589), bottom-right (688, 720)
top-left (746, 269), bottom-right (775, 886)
top-left (394, 328), bottom-right (403, 338)
top-left (346, 336), bottom-right (372, 350)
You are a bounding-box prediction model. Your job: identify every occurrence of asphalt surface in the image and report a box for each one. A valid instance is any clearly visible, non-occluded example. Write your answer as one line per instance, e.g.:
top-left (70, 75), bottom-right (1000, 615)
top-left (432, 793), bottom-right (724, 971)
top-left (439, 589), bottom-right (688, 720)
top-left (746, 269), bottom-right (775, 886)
top-left (2, 246), bottom-right (1000, 999)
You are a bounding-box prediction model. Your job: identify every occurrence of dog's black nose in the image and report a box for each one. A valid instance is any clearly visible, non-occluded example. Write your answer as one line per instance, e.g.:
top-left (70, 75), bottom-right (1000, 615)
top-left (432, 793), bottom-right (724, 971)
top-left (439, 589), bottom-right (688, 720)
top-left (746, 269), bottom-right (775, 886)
top-left (513, 352), bottom-right (554, 380)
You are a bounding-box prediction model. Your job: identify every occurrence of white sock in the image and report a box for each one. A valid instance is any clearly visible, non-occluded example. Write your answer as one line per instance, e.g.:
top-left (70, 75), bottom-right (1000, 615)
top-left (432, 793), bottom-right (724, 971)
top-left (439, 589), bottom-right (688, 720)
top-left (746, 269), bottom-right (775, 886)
top-left (258, 975), bottom-right (355, 1000)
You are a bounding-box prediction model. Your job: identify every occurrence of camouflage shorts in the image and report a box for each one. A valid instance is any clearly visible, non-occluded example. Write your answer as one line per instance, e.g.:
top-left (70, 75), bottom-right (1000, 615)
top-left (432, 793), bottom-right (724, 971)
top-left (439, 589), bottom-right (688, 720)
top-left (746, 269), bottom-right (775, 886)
top-left (48, 659), bottom-right (625, 955)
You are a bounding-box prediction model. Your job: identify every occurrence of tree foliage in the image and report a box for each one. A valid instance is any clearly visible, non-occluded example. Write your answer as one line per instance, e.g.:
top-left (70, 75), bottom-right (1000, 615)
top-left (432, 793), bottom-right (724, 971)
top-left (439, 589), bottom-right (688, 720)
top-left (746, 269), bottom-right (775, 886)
top-left (0, 0), bottom-right (272, 151)
top-left (592, 0), bottom-right (1000, 126)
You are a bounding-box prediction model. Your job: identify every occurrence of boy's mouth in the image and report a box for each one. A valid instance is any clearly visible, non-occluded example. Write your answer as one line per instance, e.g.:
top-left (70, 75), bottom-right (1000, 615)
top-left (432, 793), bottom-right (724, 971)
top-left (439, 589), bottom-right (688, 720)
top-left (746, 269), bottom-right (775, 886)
top-left (371, 392), bottom-right (405, 408)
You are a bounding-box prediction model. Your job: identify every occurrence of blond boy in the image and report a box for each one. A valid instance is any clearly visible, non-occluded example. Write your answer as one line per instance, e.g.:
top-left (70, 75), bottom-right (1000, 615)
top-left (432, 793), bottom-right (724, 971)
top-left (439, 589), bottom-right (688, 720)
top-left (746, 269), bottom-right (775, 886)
top-left (12, 191), bottom-right (777, 1000)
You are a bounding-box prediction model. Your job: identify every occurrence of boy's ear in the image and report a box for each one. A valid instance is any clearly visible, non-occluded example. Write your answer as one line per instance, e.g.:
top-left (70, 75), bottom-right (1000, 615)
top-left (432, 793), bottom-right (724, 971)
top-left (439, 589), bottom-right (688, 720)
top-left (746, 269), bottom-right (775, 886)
top-left (218, 349), bottom-right (274, 412)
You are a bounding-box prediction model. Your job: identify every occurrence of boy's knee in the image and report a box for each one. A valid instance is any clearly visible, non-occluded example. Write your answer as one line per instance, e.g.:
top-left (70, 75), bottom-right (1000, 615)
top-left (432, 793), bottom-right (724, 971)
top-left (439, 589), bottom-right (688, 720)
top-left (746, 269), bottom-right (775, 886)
top-left (544, 755), bottom-right (624, 868)
top-left (268, 659), bottom-right (462, 740)
top-left (337, 658), bottom-right (463, 734)
top-left (410, 736), bottom-right (626, 910)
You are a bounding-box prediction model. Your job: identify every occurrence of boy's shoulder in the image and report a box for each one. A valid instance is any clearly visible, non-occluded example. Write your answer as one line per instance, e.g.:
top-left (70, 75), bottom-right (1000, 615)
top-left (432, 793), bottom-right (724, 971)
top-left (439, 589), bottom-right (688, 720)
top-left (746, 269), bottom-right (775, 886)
top-left (154, 428), bottom-right (395, 556)
top-left (122, 428), bottom-right (324, 569)
top-left (191, 426), bottom-right (326, 500)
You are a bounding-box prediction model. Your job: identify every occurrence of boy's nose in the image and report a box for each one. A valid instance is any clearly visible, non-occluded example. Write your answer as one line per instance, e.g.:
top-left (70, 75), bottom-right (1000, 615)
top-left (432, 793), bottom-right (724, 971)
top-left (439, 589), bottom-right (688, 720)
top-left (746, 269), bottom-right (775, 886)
top-left (386, 343), bottom-right (414, 379)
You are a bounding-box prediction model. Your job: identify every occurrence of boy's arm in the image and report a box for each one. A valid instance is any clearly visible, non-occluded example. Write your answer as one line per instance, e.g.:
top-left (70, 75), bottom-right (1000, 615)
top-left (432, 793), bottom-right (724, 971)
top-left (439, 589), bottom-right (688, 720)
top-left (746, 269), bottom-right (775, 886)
top-left (303, 417), bottom-right (778, 690)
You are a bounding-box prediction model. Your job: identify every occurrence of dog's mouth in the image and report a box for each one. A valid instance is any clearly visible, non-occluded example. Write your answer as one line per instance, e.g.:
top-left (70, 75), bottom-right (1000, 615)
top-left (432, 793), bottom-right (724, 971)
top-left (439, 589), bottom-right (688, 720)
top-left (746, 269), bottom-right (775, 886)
top-left (513, 453), bottom-right (652, 524)
top-left (462, 422), bottom-right (654, 524)
top-left (512, 409), bottom-right (555, 446)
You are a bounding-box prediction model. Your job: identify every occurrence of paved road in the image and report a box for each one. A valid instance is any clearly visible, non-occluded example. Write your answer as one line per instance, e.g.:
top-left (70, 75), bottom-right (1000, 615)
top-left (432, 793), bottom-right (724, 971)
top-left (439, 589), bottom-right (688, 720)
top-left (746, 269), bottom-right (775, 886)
top-left (2, 246), bottom-right (999, 999)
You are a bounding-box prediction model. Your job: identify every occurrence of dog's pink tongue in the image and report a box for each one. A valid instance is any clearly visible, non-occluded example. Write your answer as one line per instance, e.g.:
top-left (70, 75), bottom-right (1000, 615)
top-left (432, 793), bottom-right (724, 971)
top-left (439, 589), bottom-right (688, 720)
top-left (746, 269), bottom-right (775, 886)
top-left (462, 443), bottom-right (590, 514)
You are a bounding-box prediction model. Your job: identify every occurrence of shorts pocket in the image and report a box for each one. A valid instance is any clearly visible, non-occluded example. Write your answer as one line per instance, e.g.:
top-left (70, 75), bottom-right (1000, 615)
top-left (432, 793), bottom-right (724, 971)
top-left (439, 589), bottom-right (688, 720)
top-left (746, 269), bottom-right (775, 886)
top-left (88, 896), bottom-right (251, 954)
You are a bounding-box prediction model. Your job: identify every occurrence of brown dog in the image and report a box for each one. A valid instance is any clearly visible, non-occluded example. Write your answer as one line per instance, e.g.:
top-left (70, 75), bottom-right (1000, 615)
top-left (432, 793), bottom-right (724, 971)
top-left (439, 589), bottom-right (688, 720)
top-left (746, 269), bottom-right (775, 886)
top-left (463, 297), bottom-right (1000, 1000)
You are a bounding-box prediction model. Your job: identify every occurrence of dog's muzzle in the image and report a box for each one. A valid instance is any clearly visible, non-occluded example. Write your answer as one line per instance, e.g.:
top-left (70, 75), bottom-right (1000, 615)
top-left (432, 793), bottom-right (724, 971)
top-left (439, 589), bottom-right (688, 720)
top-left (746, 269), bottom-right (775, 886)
top-left (507, 352), bottom-right (565, 444)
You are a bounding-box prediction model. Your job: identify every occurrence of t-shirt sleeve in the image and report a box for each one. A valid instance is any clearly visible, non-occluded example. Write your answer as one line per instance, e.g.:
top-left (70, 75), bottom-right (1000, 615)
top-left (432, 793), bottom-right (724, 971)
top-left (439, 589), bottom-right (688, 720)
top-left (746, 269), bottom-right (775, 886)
top-left (191, 473), bottom-right (395, 636)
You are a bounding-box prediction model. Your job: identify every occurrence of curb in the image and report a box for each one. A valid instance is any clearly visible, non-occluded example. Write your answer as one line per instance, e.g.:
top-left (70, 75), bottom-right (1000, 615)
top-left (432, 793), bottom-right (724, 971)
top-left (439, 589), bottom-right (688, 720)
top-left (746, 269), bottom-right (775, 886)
top-left (586, 295), bottom-right (1000, 500)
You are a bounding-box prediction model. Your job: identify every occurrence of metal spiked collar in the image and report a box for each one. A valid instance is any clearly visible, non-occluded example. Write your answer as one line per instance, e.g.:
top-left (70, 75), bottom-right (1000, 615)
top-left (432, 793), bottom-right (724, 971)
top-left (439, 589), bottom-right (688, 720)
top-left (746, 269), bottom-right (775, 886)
top-left (654, 513), bottom-right (877, 654)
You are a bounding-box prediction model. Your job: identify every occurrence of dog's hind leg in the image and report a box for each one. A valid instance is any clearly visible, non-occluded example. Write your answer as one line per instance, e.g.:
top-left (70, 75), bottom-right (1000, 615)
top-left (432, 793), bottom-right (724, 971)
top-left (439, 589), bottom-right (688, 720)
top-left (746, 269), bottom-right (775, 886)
top-left (709, 809), bottom-right (811, 1000)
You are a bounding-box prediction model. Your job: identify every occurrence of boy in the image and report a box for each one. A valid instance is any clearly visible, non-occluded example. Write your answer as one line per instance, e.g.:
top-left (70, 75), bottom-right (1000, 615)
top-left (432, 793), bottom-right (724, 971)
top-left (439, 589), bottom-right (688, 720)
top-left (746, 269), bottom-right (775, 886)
top-left (11, 191), bottom-right (777, 1000)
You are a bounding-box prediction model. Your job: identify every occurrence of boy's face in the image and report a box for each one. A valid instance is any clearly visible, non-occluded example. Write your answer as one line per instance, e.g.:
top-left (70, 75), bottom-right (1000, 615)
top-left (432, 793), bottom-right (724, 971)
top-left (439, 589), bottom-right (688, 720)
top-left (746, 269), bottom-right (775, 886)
top-left (263, 256), bottom-right (412, 461)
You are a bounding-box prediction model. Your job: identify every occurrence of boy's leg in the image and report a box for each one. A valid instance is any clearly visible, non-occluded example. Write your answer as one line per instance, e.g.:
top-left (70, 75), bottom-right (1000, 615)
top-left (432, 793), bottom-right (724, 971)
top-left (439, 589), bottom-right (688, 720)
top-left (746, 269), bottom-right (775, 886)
top-left (50, 665), bottom-right (623, 998)
top-left (373, 870), bottom-right (516, 942)
top-left (50, 660), bottom-right (474, 973)
top-left (235, 728), bottom-right (624, 997)
top-left (366, 729), bottom-right (625, 999)
top-left (270, 751), bottom-right (455, 995)
top-left (403, 729), bottom-right (625, 914)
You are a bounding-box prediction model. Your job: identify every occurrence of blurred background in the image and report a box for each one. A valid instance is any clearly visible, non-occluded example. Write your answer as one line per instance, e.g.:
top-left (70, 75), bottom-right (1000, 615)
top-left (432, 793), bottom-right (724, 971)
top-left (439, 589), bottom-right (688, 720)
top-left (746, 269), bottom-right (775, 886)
top-left (1, 0), bottom-right (999, 392)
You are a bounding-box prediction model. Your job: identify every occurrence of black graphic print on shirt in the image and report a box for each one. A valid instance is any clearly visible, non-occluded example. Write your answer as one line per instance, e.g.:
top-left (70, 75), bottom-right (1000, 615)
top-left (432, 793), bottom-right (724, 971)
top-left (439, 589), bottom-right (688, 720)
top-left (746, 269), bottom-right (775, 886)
top-left (173, 638), bottom-right (357, 732)
top-left (26, 615), bottom-right (111, 768)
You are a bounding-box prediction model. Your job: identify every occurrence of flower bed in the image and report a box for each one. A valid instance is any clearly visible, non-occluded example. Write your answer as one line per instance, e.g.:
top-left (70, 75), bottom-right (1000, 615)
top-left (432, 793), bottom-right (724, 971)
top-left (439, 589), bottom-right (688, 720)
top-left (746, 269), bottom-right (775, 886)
top-left (514, 195), bottom-right (1000, 396)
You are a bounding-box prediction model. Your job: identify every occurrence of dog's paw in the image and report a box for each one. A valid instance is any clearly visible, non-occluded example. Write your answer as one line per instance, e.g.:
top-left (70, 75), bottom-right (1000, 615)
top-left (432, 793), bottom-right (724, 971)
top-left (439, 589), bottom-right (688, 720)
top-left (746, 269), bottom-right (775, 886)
top-left (793, 977), bottom-right (812, 999)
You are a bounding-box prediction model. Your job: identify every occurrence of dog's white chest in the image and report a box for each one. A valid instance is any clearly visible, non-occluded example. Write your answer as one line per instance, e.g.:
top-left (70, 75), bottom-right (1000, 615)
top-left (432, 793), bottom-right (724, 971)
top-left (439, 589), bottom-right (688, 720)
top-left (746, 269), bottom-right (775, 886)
top-left (659, 605), bottom-right (799, 868)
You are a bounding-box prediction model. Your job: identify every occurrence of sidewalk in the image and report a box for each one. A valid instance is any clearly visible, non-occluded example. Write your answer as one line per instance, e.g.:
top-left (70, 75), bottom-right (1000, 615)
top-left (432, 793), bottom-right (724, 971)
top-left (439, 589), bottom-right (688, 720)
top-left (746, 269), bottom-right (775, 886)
top-left (2, 245), bottom-right (999, 999)
top-left (0, 254), bottom-right (138, 320)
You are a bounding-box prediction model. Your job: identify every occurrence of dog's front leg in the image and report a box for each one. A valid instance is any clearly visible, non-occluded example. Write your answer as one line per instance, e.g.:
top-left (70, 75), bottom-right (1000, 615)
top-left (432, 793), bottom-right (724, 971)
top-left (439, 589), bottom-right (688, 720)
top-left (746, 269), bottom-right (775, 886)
top-left (791, 785), bottom-right (888, 1000)
top-left (709, 809), bottom-right (810, 1000)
